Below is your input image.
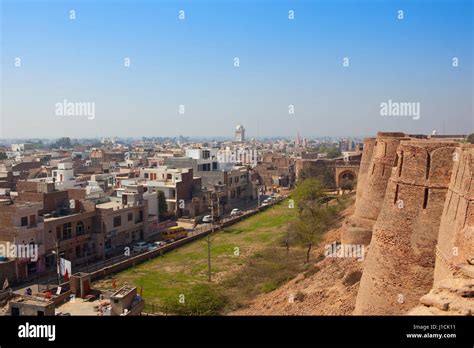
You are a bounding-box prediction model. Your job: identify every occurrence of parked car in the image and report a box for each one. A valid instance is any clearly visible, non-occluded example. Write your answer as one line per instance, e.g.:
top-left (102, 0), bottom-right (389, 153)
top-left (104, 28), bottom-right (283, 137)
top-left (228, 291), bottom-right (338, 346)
top-left (230, 208), bottom-right (242, 217)
top-left (261, 199), bottom-right (270, 206)
top-left (132, 241), bottom-right (148, 253)
top-left (147, 241), bottom-right (167, 251)
top-left (147, 244), bottom-right (158, 251)
top-left (202, 215), bottom-right (213, 223)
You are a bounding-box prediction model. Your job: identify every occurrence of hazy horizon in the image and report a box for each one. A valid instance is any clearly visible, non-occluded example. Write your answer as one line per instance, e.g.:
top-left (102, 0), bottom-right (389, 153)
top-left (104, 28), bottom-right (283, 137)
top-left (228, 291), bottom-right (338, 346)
top-left (1, 0), bottom-right (473, 138)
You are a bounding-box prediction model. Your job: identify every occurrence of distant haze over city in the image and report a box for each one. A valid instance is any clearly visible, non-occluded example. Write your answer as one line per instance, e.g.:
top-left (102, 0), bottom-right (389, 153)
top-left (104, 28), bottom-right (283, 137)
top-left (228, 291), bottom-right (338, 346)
top-left (1, 0), bottom-right (472, 138)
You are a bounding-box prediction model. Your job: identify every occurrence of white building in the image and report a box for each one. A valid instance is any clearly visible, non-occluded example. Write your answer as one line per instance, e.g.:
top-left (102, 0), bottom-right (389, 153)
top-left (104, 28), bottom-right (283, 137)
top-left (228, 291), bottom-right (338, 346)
top-left (235, 124), bottom-right (245, 142)
top-left (29, 162), bottom-right (79, 190)
top-left (52, 162), bottom-right (74, 183)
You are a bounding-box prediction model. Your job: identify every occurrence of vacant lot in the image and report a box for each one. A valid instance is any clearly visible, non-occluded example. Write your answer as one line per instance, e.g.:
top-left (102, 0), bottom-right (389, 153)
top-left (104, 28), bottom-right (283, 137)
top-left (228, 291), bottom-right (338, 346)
top-left (94, 196), bottom-right (352, 314)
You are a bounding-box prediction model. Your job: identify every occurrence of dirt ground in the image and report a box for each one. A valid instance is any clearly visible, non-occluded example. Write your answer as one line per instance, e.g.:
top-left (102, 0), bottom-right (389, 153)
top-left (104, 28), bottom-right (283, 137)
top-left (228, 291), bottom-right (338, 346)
top-left (231, 204), bottom-right (364, 316)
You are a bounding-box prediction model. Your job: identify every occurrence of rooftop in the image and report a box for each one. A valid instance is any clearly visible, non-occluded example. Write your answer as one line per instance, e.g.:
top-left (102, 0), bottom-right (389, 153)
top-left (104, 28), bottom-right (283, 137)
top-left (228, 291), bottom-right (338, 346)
top-left (111, 286), bottom-right (135, 299)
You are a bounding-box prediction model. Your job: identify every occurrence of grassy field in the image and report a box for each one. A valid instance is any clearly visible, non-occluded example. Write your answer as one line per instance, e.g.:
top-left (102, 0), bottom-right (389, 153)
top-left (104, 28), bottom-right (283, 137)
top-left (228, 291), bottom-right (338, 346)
top-left (94, 196), bottom-right (352, 314)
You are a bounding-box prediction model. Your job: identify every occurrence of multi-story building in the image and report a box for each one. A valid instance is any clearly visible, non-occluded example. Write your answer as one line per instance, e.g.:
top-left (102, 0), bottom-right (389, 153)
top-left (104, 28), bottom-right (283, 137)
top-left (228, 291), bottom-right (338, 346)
top-left (164, 148), bottom-right (220, 174)
top-left (51, 162), bottom-right (77, 189)
top-left (255, 153), bottom-right (295, 189)
top-left (0, 200), bottom-right (45, 280)
top-left (95, 185), bottom-right (148, 257)
top-left (15, 181), bottom-right (99, 269)
top-left (226, 166), bottom-right (252, 207)
top-left (135, 167), bottom-right (202, 217)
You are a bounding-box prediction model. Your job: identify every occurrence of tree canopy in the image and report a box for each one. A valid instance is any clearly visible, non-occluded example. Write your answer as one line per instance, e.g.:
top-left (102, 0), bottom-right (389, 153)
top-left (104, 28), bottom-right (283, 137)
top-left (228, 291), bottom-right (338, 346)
top-left (157, 190), bottom-right (169, 221)
top-left (292, 178), bottom-right (325, 212)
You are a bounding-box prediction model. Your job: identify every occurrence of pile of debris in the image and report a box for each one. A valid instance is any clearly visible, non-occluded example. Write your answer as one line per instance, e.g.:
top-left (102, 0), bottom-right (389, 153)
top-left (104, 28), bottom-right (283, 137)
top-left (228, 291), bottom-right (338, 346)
top-left (408, 276), bottom-right (474, 315)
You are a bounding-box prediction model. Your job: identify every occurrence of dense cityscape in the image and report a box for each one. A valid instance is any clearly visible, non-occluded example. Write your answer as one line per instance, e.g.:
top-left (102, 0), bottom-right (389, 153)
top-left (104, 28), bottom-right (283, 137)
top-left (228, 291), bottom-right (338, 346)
top-left (0, 124), bottom-right (364, 314)
top-left (0, 0), bottom-right (472, 346)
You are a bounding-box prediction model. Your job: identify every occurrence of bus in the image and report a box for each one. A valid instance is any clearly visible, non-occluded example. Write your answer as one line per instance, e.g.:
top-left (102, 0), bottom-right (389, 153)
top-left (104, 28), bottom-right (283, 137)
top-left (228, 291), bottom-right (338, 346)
top-left (161, 226), bottom-right (188, 242)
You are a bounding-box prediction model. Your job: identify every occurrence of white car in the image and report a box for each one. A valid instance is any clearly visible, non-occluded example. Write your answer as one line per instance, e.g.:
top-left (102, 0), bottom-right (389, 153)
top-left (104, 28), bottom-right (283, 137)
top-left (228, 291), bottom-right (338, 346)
top-left (202, 215), bottom-right (213, 223)
top-left (132, 241), bottom-right (148, 253)
top-left (147, 244), bottom-right (158, 251)
top-left (230, 208), bottom-right (241, 217)
top-left (147, 241), bottom-right (166, 251)
top-left (261, 199), bottom-right (270, 206)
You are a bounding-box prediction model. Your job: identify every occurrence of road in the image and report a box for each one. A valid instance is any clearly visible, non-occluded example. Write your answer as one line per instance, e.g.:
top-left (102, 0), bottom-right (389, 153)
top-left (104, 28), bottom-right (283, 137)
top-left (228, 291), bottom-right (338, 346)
top-left (11, 194), bottom-right (286, 291)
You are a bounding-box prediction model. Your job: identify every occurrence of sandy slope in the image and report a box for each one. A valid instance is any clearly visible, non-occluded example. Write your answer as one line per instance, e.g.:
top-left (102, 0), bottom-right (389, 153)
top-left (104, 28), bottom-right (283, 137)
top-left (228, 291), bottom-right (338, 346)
top-left (231, 204), bottom-right (364, 316)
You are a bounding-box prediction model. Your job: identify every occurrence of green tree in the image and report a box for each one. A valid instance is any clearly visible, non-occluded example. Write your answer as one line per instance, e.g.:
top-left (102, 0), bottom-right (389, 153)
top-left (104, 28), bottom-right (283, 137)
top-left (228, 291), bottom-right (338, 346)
top-left (292, 202), bottom-right (337, 263)
top-left (326, 147), bottom-right (342, 159)
top-left (292, 178), bottom-right (325, 214)
top-left (340, 178), bottom-right (355, 192)
top-left (297, 165), bottom-right (335, 188)
top-left (290, 178), bottom-right (341, 263)
top-left (157, 190), bottom-right (169, 221)
top-left (0, 152), bottom-right (7, 160)
top-left (54, 137), bottom-right (72, 149)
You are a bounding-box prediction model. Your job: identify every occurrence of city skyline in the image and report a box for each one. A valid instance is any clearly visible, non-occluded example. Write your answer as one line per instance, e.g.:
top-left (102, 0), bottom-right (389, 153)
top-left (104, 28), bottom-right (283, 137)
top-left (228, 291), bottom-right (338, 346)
top-left (0, 0), bottom-right (473, 343)
top-left (1, 0), bottom-right (472, 138)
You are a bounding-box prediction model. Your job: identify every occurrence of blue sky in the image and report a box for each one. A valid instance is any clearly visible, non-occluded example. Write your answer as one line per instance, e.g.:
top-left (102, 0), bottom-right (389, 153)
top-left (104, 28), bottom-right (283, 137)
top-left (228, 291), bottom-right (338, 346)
top-left (1, 0), bottom-right (472, 138)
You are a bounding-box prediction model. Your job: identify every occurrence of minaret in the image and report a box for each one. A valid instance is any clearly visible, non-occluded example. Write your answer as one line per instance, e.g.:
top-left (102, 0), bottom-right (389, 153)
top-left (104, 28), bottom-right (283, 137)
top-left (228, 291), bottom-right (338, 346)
top-left (235, 124), bottom-right (245, 142)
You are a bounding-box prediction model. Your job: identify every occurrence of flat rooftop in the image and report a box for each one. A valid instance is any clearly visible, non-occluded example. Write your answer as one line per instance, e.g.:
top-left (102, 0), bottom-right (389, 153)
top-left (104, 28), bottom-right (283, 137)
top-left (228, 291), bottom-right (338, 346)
top-left (9, 295), bottom-right (54, 307)
top-left (96, 201), bottom-right (123, 209)
top-left (111, 286), bottom-right (135, 299)
top-left (55, 298), bottom-right (100, 316)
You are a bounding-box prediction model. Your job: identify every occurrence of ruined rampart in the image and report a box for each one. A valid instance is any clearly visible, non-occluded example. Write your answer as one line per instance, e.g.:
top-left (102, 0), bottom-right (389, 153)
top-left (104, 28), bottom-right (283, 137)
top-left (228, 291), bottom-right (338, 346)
top-left (354, 139), bottom-right (459, 314)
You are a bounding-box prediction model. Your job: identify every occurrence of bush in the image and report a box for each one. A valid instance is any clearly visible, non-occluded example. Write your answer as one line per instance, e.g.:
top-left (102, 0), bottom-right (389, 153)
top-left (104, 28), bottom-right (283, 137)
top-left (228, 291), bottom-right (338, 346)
top-left (158, 284), bottom-right (228, 315)
top-left (294, 291), bottom-right (305, 302)
top-left (260, 281), bottom-right (279, 293)
top-left (223, 247), bottom-right (306, 300)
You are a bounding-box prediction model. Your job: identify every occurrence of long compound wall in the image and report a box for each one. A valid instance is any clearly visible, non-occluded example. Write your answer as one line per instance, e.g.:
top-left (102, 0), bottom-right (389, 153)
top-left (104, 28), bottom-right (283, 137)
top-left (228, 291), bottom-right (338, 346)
top-left (354, 139), bottom-right (459, 314)
top-left (434, 144), bottom-right (474, 284)
top-left (355, 138), bottom-right (376, 204)
top-left (342, 132), bottom-right (409, 245)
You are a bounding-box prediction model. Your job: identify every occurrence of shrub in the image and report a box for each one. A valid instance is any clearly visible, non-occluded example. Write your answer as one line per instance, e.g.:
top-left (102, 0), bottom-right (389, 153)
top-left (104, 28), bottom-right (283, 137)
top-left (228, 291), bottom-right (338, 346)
top-left (294, 291), bottom-right (305, 302)
top-left (158, 284), bottom-right (228, 315)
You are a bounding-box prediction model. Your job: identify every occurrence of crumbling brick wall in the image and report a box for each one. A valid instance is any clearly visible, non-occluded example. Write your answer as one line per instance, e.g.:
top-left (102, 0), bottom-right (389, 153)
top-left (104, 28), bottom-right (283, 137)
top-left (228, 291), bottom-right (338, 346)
top-left (434, 144), bottom-right (474, 284)
top-left (354, 140), bottom-right (458, 314)
top-left (342, 132), bottom-right (410, 245)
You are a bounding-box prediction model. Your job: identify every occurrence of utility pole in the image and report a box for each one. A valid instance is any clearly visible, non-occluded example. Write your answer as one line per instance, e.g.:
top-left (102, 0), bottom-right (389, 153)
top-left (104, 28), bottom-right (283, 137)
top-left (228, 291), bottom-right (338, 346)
top-left (207, 233), bottom-right (211, 282)
top-left (207, 192), bottom-right (214, 282)
top-left (55, 240), bottom-right (61, 285)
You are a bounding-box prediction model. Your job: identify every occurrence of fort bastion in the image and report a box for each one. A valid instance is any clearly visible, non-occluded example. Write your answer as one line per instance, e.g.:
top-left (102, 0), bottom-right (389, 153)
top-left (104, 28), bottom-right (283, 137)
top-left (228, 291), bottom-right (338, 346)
top-left (342, 132), bottom-right (410, 245)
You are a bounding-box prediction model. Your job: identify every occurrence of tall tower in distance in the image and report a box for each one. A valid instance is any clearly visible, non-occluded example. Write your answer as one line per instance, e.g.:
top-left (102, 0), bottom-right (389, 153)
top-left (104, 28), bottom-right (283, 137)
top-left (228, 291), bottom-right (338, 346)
top-left (235, 124), bottom-right (245, 142)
